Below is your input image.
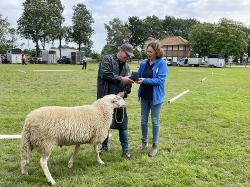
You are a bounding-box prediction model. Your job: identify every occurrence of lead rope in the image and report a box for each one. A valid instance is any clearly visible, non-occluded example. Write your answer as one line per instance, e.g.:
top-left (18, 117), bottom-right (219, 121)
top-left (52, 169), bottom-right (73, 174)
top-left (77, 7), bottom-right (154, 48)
top-left (114, 107), bottom-right (124, 123)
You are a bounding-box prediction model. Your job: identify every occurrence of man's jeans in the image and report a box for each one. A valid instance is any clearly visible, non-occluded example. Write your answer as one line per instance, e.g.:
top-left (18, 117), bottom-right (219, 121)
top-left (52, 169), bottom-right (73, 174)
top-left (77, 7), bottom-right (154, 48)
top-left (102, 129), bottom-right (129, 153)
top-left (141, 98), bottom-right (162, 144)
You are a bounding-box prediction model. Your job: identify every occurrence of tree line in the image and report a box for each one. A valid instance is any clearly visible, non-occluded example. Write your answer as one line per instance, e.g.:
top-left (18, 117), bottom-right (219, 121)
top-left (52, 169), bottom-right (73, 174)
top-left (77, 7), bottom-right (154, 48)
top-left (103, 17), bottom-right (249, 62)
top-left (0, 14), bottom-right (18, 54)
top-left (102, 16), bottom-right (199, 57)
top-left (0, 0), bottom-right (249, 62)
top-left (0, 0), bottom-right (94, 58)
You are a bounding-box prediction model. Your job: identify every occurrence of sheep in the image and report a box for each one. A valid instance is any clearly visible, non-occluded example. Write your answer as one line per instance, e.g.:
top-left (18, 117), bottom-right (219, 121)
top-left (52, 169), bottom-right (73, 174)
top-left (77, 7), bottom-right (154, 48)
top-left (20, 94), bottom-right (126, 186)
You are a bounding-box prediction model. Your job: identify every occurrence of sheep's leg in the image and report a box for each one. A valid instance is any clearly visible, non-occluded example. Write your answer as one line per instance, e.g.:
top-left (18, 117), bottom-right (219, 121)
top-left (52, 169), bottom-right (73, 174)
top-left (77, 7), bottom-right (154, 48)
top-left (68, 144), bottom-right (81, 169)
top-left (94, 144), bottom-right (104, 164)
top-left (40, 154), bottom-right (55, 186)
top-left (21, 160), bottom-right (29, 175)
top-left (20, 131), bottom-right (32, 175)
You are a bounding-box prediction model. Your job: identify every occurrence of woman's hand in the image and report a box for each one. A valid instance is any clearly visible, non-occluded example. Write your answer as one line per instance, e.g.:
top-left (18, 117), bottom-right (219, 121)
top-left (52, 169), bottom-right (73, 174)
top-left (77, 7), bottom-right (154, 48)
top-left (137, 78), bottom-right (144, 84)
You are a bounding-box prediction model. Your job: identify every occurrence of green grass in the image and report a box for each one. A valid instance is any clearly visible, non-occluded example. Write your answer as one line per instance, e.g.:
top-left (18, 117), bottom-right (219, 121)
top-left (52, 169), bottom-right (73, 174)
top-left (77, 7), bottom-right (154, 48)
top-left (0, 64), bottom-right (249, 186)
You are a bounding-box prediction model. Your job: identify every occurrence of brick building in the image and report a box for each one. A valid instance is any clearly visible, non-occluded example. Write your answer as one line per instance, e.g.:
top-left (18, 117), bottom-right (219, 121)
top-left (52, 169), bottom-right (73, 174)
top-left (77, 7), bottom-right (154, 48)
top-left (160, 36), bottom-right (190, 63)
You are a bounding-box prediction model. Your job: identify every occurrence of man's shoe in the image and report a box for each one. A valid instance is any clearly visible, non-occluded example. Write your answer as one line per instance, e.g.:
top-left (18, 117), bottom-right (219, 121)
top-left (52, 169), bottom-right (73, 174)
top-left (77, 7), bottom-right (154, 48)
top-left (137, 140), bottom-right (148, 150)
top-left (122, 151), bottom-right (132, 160)
top-left (148, 144), bottom-right (157, 157)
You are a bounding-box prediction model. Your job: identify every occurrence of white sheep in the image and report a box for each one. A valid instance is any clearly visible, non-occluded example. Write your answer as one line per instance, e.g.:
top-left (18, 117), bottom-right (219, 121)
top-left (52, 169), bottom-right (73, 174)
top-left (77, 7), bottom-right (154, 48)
top-left (20, 94), bottom-right (126, 185)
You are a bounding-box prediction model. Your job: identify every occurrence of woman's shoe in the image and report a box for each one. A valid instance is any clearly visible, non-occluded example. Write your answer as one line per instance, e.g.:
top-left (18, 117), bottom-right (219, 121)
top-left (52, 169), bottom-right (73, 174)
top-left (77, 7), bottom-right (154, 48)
top-left (137, 140), bottom-right (148, 150)
top-left (148, 144), bottom-right (157, 157)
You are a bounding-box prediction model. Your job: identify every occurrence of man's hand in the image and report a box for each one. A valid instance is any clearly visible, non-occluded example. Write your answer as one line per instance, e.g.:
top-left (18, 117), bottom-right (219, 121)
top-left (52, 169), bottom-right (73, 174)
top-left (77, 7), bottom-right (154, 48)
top-left (121, 76), bottom-right (134, 85)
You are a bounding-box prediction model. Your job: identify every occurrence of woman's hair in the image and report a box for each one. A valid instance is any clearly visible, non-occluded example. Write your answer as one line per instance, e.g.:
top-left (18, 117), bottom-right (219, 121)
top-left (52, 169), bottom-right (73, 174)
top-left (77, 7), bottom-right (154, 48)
top-left (144, 38), bottom-right (164, 58)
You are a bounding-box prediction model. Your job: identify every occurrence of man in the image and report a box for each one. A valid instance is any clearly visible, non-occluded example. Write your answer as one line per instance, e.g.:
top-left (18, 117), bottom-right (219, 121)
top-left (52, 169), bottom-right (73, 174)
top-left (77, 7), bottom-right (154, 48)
top-left (81, 58), bottom-right (87, 70)
top-left (97, 43), bottom-right (134, 159)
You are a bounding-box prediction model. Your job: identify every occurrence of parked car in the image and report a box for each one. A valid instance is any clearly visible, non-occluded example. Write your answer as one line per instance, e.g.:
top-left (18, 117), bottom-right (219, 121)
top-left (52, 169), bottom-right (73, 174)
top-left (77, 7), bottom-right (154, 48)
top-left (29, 57), bottom-right (42, 64)
top-left (162, 57), bottom-right (172, 66)
top-left (57, 56), bottom-right (71, 64)
top-left (177, 58), bottom-right (189, 66)
top-left (1, 55), bottom-right (8, 64)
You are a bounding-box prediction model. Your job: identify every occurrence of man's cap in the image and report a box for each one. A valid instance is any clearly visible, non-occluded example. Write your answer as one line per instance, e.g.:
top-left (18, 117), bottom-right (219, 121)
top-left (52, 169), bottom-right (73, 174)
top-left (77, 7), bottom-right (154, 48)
top-left (120, 43), bottom-right (134, 57)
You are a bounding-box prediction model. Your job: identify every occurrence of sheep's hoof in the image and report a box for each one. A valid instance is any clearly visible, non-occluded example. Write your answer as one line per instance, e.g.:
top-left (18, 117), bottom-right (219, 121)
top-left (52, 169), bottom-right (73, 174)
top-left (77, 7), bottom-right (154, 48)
top-left (68, 161), bottom-right (73, 169)
top-left (21, 171), bottom-right (28, 176)
top-left (48, 179), bottom-right (56, 186)
top-left (98, 160), bottom-right (105, 165)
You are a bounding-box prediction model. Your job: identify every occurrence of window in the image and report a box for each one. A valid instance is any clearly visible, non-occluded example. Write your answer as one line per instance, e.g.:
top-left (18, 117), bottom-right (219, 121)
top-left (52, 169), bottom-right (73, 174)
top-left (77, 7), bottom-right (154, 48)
top-left (167, 46), bottom-right (172, 50)
top-left (11, 48), bottom-right (22, 54)
top-left (173, 46), bottom-right (178, 50)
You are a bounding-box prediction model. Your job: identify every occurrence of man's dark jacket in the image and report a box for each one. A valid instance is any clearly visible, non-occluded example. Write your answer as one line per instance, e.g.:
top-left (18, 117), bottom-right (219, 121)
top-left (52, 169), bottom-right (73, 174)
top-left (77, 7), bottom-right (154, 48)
top-left (97, 54), bottom-right (131, 130)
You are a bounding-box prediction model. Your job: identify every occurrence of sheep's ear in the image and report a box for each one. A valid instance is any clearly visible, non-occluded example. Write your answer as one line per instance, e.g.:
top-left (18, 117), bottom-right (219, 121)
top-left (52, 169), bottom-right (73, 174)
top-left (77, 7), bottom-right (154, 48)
top-left (112, 96), bottom-right (120, 103)
top-left (115, 95), bottom-right (121, 100)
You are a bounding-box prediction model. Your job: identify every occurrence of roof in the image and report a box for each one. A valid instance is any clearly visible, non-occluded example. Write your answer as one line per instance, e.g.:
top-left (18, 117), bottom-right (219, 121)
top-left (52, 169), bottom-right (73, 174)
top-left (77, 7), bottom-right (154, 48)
top-left (160, 36), bottom-right (189, 46)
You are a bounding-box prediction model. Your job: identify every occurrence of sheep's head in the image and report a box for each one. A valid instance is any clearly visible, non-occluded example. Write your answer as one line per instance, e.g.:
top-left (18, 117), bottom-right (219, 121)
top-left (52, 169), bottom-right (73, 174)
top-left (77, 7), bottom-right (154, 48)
top-left (102, 94), bottom-right (126, 108)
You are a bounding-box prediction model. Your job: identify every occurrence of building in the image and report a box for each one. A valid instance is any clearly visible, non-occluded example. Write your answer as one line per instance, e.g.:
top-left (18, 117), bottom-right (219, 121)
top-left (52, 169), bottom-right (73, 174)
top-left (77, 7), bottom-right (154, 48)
top-left (51, 48), bottom-right (78, 60)
top-left (50, 48), bottom-right (85, 64)
top-left (160, 36), bottom-right (190, 63)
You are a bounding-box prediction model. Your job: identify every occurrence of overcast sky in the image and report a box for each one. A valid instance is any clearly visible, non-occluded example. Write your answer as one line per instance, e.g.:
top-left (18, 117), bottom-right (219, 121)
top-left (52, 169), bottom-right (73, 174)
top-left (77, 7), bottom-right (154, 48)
top-left (1, 0), bottom-right (250, 52)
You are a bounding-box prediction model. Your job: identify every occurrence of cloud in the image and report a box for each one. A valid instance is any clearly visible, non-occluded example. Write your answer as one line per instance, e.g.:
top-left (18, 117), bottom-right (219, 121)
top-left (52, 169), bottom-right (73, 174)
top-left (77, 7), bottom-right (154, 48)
top-left (0, 0), bottom-right (23, 26)
top-left (0, 0), bottom-right (249, 52)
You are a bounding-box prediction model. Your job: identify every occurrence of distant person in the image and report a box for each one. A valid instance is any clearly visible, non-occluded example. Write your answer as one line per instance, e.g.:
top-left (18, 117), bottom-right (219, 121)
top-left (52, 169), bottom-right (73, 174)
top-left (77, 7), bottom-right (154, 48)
top-left (22, 53), bottom-right (27, 65)
top-left (81, 59), bottom-right (87, 70)
top-left (97, 43), bottom-right (134, 160)
top-left (136, 39), bottom-right (168, 157)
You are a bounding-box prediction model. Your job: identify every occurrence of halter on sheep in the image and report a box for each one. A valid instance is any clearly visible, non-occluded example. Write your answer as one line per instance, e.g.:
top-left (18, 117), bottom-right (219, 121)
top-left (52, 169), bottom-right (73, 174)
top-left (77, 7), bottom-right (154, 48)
top-left (20, 94), bottom-right (125, 186)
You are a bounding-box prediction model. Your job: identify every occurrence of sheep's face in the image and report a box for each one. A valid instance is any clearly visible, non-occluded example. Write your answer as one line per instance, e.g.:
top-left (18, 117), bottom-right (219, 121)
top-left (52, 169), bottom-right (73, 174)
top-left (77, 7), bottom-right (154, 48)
top-left (103, 94), bottom-right (126, 108)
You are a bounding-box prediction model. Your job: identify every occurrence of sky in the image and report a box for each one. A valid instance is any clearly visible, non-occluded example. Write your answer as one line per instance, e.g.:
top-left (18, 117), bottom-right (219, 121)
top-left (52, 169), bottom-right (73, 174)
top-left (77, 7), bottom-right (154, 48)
top-left (1, 0), bottom-right (250, 52)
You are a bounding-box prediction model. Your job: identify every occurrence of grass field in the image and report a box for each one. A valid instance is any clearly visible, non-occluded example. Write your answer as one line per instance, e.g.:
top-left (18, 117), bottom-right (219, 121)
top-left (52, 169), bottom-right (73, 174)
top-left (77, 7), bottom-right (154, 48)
top-left (0, 63), bottom-right (249, 187)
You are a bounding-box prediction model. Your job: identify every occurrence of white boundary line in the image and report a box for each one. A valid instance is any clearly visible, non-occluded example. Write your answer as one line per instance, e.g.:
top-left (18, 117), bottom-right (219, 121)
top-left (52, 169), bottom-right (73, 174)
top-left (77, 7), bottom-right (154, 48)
top-left (17, 70), bottom-right (27, 74)
top-left (178, 70), bottom-right (205, 73)
top-left (0, 134), bottom-right (21, 139)
top-left (33, 70), bottom-right (76, 72)
top-left (201, 77), bottom-right (207, 82)
top-left (168, 90), bottom-right (190, 104)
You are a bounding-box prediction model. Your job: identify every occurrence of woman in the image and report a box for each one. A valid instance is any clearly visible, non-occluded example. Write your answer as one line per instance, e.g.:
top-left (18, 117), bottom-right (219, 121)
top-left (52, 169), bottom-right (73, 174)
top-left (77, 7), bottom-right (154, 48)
top-left (137, 39), bottom-right (168, 157)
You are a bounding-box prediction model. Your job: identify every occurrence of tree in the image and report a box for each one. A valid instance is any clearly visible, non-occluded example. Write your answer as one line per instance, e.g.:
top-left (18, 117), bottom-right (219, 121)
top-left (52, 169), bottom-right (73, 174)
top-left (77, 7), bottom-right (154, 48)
top-left (102, 18), bottom-right (130, 55)
top-left (101, 44), bottom-right (117, 56)
top-left (68, 3), bottom-right (94, 51)
top-left (7, 28), bottom-right (18, 49)
top-left (56, 26), bottom-right (67, 59)
top-left (80, 40), bottom-right (93, 57)
top-left (127, 16), bottom-right (146, 48)
top-left (46, 0), bottom-right (64, 57)
top-left (0, 14), bottom-right (11, 53)
top-left (162, 16), bottom-right (199, 39)
top-left (0, 15), bottom-right (18, 53)
top-left (162, 16), bottom-right (176, 36)
top-left (188, 23), bottom-right (215, 57)
top-left (90, 51), bottom-right (101, 62)
top-left (104, 18), bottom-right (130, 51)
top-left (18, 0), bottom-right (64, 56)
top-left (212, 18), bottom-right (248, 59)
top-left (143, 15), bottom-right (164, 40)
top-left (133, 48), bottom-right (143, 60)
top-left (18, 0), bottom-right (46, 55)
top-left (246, 28), bottom-right (250, 63)
top-left (189, 18), bottom-right (248, 61)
